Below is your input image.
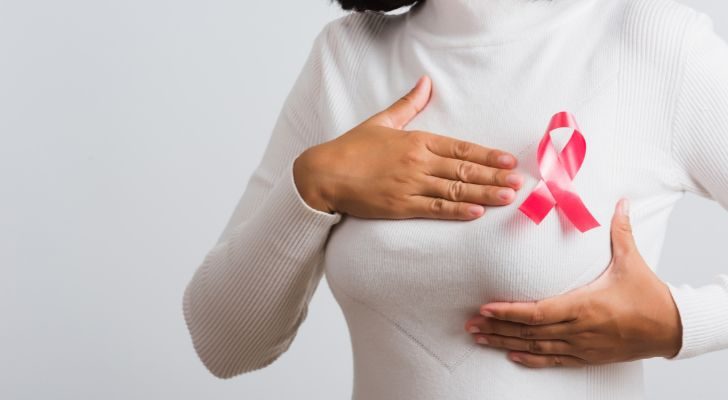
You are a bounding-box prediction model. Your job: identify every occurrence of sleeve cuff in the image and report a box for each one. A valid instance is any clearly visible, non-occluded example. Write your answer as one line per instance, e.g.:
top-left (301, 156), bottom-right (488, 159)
top-left (284, 157), bottom-right (343, 225)
top-left (665, 276), bottom-right (728, 360)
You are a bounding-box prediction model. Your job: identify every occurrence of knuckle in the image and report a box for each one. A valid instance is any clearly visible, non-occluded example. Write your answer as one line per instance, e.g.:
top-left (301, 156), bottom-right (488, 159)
top-left (398, 94), bottom-right (416, 111)
top-left (382, 192), bottom-right (401, 210)
top-left (620, 245), bottom-right (636, 259)
top-left (520, 325), bottom-right (535, 339)
top-left (530, 305), bottom-right (545, 324)
top-left (487, 169), bottom-right (499, 185)
top-left (401, 148), bottom-right (427, 166)
top-left (429, 197), bottom-right (446, 216)
top-left (552, 355), bottom-right (563, 366)
top-left (576, 329), bottom-right (596, 342)
top-left (528, 340), bottom-right (543, 354)
top-left (447, 180), bottom-right (465, 201)
top-left (456, 161), bottom-right (474, 182)
top-left (392, 172), bottom-right (412, 186)
top-left (453, 140), bottom-right (473, 160)
top-left (405, 131), bottom-right (429, 152)
top-left (573, 299), bottom-right (587, 320)
top-left (407, 130), bottom-right (426, 144)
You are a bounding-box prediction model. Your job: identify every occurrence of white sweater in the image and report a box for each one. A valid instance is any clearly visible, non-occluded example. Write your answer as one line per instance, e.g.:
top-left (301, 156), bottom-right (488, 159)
top-left (182, 0), bottom-right (728, 398)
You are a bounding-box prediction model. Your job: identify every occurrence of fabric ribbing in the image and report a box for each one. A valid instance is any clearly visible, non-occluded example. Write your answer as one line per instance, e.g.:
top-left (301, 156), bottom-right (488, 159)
top-left (667, 10), bottom-right (728, 360)
top-left (182, 0), bottom-right (728, 397)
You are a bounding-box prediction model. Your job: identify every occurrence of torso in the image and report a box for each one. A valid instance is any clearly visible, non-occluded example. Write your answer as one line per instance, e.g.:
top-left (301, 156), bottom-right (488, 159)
top-left (321, 0), bottom-right (690, 398)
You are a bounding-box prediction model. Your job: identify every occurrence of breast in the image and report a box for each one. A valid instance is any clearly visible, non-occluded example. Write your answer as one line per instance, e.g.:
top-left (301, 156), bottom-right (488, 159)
top-left (324, 83), bottom-right (620, 310)
top-left (324, 173), bottom-right (614, 310)
top-left (322, 49), bottom-right (622, 369)
top-left (323, 167), bottom-right (616, 369)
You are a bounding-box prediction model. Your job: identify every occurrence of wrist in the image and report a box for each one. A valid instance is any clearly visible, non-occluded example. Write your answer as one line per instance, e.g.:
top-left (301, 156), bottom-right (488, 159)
top-left (293, 147), bottom-right (337, 214)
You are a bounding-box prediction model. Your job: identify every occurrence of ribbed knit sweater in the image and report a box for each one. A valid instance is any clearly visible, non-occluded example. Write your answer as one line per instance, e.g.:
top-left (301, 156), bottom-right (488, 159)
top-left (182, 0), bottom-right (728, 398)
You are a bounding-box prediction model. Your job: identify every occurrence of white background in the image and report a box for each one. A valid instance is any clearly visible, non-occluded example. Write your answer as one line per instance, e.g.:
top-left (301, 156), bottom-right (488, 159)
top-left (2, 0), bottom-right (727, 398)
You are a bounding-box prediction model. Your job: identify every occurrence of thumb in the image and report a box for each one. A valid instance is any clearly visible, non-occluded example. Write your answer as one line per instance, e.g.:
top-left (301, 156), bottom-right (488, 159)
top-left (370, 75), bottom-right (432, 129)
top-left (610, 198), bottom-right (636, 259)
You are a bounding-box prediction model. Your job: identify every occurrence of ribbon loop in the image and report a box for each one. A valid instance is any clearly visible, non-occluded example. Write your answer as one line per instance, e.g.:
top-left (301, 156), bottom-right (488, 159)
top-left (518, 111), bottom-right (600, 233)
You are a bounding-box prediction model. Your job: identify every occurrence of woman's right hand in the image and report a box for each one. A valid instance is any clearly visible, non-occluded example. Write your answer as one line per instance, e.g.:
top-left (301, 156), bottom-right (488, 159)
top-left (293, 75), bottom-right (524, 221)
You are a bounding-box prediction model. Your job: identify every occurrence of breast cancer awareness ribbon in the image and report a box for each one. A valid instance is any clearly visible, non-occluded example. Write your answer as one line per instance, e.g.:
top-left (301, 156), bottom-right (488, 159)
top-left (518, 111), bottom-right (600, 233)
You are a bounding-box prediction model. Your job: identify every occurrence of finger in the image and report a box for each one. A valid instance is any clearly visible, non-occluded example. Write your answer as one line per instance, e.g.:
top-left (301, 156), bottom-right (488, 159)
top-left (426, 155), bottom-right (524, 190)
top-left (423, 133), bottom-right (518, 168)
top-left (610, 197), bottom-right (636, 259)
top-left (508, 352), bottom-right (586, 368)
top-left (473, 334), bottom-right (575, 356)
top-left (407, 194), bottom-right (485, 220)
top-left (466, 316), bottom-right (575, 340)
top-left (480, 295), bottom-right (582, 325)
top-left (369, 75), bottom-right (432, 129)
top-left (419, 175), bottom-right (515, 206)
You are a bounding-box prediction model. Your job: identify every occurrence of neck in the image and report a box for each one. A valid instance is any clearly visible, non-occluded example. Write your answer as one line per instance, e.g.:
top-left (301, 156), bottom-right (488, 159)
top-left (406, 0), bottom-right (593, 46)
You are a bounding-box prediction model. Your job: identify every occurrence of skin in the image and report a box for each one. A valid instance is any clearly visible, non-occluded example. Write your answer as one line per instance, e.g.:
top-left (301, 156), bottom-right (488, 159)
top-left (293, 75), bottom-right (683, 367)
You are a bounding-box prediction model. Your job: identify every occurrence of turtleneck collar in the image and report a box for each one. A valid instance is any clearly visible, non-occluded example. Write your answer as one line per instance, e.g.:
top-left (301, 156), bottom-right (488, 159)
top-left (405, 0), bottom-right (595, 47)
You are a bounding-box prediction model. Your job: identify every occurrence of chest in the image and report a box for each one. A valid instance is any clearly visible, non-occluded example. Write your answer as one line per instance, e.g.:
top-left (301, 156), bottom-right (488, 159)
top-left (324, 35), bottom-right (624, 304)
top-left (322, 80), bottom-right (623, 370)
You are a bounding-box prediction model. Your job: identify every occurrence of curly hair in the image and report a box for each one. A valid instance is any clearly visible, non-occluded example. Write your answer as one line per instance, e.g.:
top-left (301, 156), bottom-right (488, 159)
top-left (333, 0), bottom-right (422, 12)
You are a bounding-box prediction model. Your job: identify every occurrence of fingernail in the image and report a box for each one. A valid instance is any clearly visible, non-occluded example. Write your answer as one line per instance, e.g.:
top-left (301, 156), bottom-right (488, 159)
top-left (468, 205), bottom-right (484, 216)
top-left (476, 336), bottom-right (489, 344)
top-left (498, 154), bottom-right (514, 166)
top-left (621, 198), bottom-right (630, 217)
top-left (480, 307), bottom-right (494, 317)
top-left (506, 173), bottom-right (523, 187)
top-left (498, 188), bottom-right (514, 201)
top-left (510, 353), bottom-right (522, 362)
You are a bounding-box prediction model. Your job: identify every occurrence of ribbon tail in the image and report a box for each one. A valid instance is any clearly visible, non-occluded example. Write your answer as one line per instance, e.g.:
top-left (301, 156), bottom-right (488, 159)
top-left (554, 190), bottom-right (601, 232)
top-left (518, 180), bottom-right (555, 224)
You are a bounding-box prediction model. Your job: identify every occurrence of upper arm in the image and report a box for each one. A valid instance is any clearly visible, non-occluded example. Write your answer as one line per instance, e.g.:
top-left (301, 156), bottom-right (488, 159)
top-left (213, 21), bottom-right (337, 245)
top-left (671, 10), bottom-right (728, 211)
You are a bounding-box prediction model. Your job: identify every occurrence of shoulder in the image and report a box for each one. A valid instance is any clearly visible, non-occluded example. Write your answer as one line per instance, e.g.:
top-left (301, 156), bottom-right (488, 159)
top-left (323, 10), bottom-right (392, 39)
top-left (622, 0), bottom-right (703, 27)
top-left (620, 0), bottom-right (710, 55)
top-left (311, 11), bottom-right (393, 68)
top-left (282, 11), bottom-right (398, 139)
top-left (286, 11), bottom-right (392, 101)
top-left (296, 11), bottom-right (399, 106)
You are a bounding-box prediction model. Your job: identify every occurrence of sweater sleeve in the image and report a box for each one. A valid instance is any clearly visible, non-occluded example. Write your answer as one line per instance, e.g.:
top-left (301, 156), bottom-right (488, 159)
top-left (182, 22), bottom-right (344, 379)
top-left (664, 11), bottom-right (728, 360)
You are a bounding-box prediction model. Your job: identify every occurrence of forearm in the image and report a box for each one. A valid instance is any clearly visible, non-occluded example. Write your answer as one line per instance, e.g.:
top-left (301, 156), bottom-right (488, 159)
top-left (183, 159), bottom-right (341, 378)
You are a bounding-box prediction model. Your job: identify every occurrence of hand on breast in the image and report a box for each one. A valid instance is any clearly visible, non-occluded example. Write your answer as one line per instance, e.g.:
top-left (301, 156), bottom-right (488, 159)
top-left (464, 199), bottom-right (683, 367)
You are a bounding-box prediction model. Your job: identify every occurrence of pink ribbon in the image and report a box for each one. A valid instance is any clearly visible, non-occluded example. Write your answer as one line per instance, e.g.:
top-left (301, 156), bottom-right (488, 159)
top-left (518, 111), bottom-right (600, 233)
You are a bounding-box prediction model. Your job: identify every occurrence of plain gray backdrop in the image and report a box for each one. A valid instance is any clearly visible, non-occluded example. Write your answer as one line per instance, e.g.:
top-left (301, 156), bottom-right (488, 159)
top-left (2, 0), bottom-right (727, 398)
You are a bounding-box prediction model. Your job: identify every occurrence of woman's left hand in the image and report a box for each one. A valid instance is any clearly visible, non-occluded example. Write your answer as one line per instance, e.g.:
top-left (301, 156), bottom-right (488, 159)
top-left (464, 198), bottom-right (684, 367)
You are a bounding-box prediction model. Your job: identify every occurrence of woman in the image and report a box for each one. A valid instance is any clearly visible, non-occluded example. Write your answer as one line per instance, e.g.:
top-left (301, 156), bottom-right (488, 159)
top-left (182, 0), bottom-right (728, 398)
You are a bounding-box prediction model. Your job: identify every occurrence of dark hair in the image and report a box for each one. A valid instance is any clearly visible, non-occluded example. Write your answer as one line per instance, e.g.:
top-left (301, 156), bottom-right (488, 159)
top-left (334, 0), bottom-right (421, 12)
